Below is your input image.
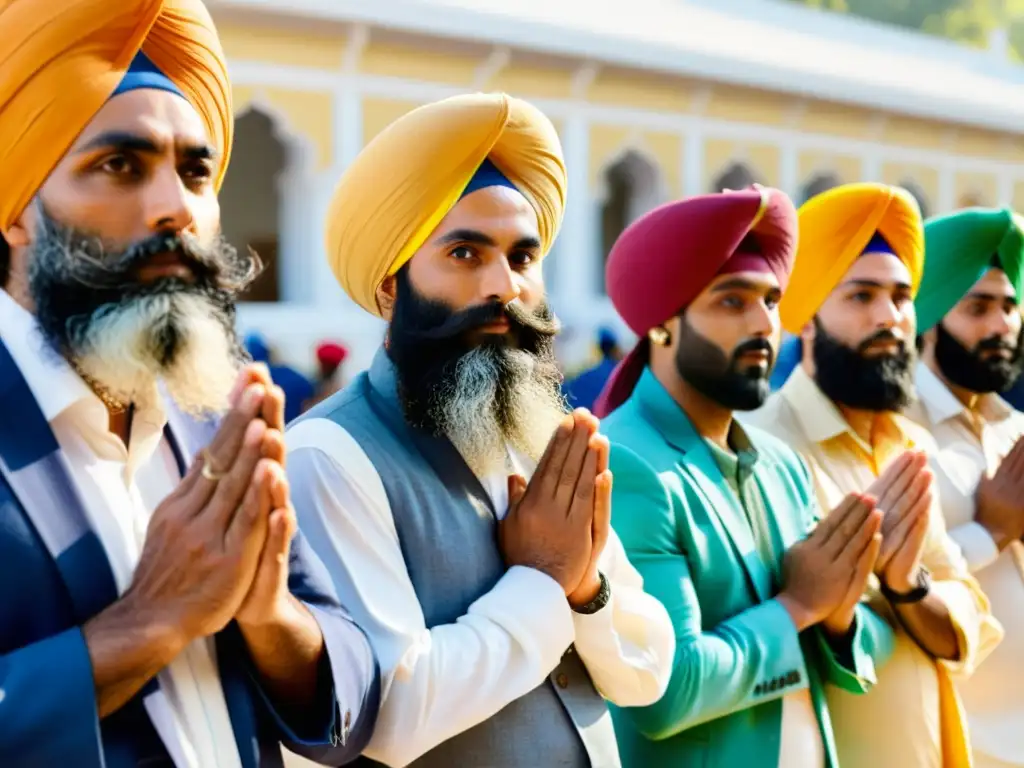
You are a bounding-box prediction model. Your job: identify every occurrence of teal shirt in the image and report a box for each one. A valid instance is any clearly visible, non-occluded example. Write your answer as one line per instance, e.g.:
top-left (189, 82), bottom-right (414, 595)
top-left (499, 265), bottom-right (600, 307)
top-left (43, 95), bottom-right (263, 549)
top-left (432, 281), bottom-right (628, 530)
top-left (604, 369), bottom-right (895, 768)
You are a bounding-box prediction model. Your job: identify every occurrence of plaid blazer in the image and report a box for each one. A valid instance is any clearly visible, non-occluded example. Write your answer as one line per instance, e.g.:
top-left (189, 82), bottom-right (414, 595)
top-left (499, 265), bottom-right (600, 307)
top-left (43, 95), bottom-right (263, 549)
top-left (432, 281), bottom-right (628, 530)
top-left (0, 338), bottom-right (380, 768)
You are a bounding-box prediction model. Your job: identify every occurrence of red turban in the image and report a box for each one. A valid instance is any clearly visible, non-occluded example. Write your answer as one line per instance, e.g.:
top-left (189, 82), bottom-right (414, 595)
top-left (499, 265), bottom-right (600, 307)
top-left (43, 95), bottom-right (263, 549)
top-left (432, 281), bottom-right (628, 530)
top-left (316, 342), bottom-right (348, 368)
top-left (594, 186), bottom-right (798, 417)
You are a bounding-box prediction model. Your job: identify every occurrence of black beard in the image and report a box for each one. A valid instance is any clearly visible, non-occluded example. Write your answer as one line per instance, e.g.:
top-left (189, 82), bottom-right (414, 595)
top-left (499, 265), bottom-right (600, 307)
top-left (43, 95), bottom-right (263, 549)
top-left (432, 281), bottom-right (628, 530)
top-left (386, 267), bottom-right (563, 436)
top-left (935, 322), bottom-right (1024, 394)
top-left (813, 318), bottom-right (916, 412)
top-left (674, 316), bottom-right (775, 411)
top-left (27, 204), bottom-right (255, 371)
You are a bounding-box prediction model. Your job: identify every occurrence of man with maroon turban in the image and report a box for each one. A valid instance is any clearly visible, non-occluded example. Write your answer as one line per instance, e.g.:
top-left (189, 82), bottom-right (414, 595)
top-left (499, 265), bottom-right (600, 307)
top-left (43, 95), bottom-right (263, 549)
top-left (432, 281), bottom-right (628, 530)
top-left (597, 187), bottom-right (899, 768)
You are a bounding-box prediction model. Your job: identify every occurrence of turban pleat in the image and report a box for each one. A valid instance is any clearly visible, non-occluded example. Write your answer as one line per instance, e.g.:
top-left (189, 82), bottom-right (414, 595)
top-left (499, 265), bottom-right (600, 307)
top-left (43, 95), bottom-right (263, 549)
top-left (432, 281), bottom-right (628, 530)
top-left (916, 208), bottom-right (1024, 333)
top-left (0, 0), bottom-right (232, 234)
top-left (779, 183), bottom-right (924, 335)
top-left (594, 186), bottom-right (798, 417)
top-left (325, 93), bottom-right (567, 317)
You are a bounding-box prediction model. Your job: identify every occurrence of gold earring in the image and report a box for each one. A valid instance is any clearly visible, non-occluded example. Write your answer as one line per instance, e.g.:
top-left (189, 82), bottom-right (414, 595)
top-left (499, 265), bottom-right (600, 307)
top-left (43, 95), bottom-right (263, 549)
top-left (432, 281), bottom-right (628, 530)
top-left (648, 326), bottom-right (671, 347)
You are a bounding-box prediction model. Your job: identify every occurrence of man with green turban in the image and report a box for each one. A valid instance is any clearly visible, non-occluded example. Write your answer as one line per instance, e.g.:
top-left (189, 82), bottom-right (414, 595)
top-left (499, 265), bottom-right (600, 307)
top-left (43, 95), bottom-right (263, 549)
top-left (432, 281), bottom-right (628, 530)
top-left (908, 207), bottom-right (1024, 768)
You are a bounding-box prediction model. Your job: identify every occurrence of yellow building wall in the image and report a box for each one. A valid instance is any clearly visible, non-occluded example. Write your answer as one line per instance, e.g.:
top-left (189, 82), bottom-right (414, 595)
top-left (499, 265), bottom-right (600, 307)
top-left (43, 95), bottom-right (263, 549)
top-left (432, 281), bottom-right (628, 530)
top-left (704, 139), bottom-right (781, 189)
top-left (954, 171), bottom-right (998, 207)
top-left (488, 63), bottom-right (576, 100)
top-left (358, 41), bottom-right (479, 86)
top-left (587, 126), bottom-right (684, 197)
top-left (882, 117), bottom-right (949, 151)
top-left (218, 23), bottom-right (345, 69)
top-left (798, 100), bottom-right (875, 140)
top-left (704, 85), bottom-right (792, 126)
top-left (881, 162), bottom-right (940, 211)
top-left (587, 68), bottom-right (694, 113)
top-left (231, 85), bottom-right (334, 170)
top-left (797, 150), bottom-right (864, 188)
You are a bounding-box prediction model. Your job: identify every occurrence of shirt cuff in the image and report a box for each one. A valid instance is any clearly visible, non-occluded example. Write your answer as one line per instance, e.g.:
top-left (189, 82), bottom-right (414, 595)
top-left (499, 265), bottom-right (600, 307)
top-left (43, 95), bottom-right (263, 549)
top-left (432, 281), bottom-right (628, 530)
top-left (484, 565), bottom-right (575, 661)
top-left (949, 522), bottom-right (1000, 574)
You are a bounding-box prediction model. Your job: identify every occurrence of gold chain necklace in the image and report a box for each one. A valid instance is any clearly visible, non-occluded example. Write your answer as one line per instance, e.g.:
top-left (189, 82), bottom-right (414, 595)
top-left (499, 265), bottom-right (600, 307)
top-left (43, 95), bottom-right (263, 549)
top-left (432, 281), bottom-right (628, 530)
top-left (68, 359), bottom-right (128, 414)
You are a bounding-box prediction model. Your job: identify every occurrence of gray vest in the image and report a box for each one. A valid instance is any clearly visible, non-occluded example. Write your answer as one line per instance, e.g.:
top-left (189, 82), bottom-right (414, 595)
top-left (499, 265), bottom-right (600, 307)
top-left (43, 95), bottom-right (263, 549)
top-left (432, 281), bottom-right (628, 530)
top-left (303, 349), bottom-right (619, 768)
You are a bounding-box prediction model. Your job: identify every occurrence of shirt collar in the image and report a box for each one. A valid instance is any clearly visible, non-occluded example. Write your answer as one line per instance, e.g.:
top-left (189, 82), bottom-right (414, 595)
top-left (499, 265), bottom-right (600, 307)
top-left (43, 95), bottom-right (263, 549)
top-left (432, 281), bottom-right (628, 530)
top-left (780, 365), bottom-right (854, 444)
top-left (915, 360), bottom-right (1014, 427)
top-left (0, 289), bottom-right (96, 422)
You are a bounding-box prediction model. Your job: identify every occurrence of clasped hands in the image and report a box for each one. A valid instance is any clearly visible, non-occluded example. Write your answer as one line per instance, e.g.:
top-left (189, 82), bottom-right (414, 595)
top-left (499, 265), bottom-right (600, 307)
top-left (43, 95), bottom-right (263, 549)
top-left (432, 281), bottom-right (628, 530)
top-left (779, 451), bottom-right (934, 636)
top-left (125, 364), bottom-right (297, 651)
top-left (499, 409), bottom-right (613, 609)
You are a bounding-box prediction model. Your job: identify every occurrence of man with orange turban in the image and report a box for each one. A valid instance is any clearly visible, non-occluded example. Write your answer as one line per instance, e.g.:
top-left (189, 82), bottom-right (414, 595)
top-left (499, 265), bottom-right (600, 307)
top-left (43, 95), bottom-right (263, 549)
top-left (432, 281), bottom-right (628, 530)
top-left (596, 187), bottom-right (896, 768)
top-left (287, 93), bottom-right (675, 767)
top-left (747, 183), bottom-right (1003, 768)
top-left (0, 2), bottom-right (379, 766)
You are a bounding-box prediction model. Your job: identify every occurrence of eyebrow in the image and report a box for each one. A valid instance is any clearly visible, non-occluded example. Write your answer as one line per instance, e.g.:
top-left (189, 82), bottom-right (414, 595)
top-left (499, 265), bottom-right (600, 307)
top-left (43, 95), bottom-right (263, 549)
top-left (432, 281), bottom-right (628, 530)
top-left (967, 291), bottom-right (1018, 305)
top-left (75, 130), bottom-right (218, 161)
top-left (710, 277), bottom-right (778, 293)
top-left (434, 228), bottom-right (541, 250)
top-left (841, 278), bottom-right (912, 292)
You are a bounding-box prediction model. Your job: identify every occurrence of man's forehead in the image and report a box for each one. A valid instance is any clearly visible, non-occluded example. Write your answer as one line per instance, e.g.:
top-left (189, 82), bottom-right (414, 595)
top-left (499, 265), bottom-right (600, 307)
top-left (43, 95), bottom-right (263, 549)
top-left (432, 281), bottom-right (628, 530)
top-left (969, 266), bottom-right (1016, 299)
top-left (704, 269), bottom-right (780, 294)
top-left (840, 251), bottom-right (912, 285)
top-left (436, 186), bottom-right (538, 236)
top-left (72, 89), bottom-right (210, 150)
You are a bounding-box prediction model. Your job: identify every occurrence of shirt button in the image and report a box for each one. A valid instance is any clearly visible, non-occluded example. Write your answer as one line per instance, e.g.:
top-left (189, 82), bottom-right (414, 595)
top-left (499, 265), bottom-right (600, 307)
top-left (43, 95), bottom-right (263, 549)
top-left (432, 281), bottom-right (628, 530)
top-left (556, 673), bottom-right (569, 689)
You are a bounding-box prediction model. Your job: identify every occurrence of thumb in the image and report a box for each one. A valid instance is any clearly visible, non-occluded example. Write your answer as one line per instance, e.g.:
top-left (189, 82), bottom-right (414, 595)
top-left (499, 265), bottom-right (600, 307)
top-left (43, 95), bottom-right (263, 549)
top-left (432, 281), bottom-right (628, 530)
top-left (507, 474), bottom-right (528, 508)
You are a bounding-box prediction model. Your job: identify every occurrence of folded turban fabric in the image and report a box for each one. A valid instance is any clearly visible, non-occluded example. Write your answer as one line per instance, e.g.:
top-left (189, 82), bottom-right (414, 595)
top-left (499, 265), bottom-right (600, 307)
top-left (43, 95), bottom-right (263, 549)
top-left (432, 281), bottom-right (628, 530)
top-left (594, 186), bottom-right (798, 417)
top-left (324, 93), bottom-right (567, 317)
top-left (915, 208), bottom-right (1024, 333)
top-left (0, 0), bottom-right (232, 235)
top-left (779, 183), bottom-right (924, 335)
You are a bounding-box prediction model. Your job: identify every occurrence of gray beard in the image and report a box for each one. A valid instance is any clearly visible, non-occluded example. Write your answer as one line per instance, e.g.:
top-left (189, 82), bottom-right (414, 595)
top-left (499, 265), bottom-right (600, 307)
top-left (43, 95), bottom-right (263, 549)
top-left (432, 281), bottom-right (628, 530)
top-left (429, 345), bottom-right (567, 478)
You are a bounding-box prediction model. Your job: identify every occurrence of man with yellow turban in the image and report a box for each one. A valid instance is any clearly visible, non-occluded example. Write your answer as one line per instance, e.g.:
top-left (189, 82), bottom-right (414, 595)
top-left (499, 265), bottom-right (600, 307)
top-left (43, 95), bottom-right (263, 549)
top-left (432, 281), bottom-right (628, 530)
top-left (907, 208), bottom-right (1024, 768)
top-left (286, 93), bottom-right (675, 767)
top-left (746, 183), bottom-right (1003, 768)
top-left (0, 1), bottom-right (379, 766)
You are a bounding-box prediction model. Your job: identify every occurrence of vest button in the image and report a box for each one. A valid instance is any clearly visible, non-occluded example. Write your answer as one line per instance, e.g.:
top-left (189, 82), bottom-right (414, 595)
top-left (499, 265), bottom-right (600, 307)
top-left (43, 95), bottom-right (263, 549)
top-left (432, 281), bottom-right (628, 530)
top-left (556, 673), bottom-right (569, 689)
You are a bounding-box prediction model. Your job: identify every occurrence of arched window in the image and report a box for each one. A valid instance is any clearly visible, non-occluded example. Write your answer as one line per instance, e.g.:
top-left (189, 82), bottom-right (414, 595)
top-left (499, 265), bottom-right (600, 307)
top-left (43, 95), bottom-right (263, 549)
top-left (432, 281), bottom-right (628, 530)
top-left (599, 150), bottom-right (662, 291)
top-left (711, 162), bottom-right (759, 193)
top-left (219, 109), bottom-right (288, 302)
top-left (899, 180), bottom-right (930, 219)
top-left (800, 172), bottom-right (841, 203)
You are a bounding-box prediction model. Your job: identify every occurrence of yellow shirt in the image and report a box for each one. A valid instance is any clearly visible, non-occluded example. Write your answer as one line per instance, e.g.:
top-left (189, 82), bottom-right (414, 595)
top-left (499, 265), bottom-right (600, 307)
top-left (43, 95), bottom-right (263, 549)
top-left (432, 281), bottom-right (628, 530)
top-left (906, 362), bottom-right (1024, 768)
top-left (744, 366), bottom-right (1003, 768)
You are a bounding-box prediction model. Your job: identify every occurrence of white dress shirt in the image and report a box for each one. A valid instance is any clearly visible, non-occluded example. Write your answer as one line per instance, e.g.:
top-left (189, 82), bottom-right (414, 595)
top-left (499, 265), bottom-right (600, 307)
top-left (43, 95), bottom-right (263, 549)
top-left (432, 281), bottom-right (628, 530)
top-left (906, 362), bottom-right (1024, 767)
top-left (286, 416), bottom-right (675, 768)
top-left (0, 290), bottom-right (242, 768)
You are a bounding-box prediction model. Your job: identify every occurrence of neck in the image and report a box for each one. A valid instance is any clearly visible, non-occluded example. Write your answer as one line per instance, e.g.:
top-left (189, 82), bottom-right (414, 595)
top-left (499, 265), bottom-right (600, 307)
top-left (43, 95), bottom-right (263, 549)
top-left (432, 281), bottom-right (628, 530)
top-left (923, 348), bottom-right (980, 412)
top-left (651, 361), bottom-right (733, 449)
top-left (836, 404), bottom-right (879, 445)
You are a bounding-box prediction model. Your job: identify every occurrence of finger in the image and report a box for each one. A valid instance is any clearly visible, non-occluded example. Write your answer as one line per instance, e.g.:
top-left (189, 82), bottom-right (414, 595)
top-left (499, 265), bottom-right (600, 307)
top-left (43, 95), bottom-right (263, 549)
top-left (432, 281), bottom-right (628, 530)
top-left (1007, 436), bottom-right (1024, 477)
top-left (225, 458), bottom-right (272, 555)
top-left (534, 417), bottom-right (574, 498)
top-left (205, 418), bottom-right (268, 529)
top-left (839, 507), bottom-right (883, 566)
top-left (591, 470), bottom-right (613, 557)
top-left (554, 413), bottom-right (594, 507)
top-left (886, 489), bottom-right (931, 555)
top-left (813, 494), bottom-right (858, 544)
top-left (506, 474), bottom-right (528, 512)
top-left (874, 452), bottom-right (921, 515)
top-left (848, 532), bottom-right (883, 600)
top-left (569, 446), bottom-right (601, 524)
top-left (183, 384), bottom-right (266, 509)
top-left (262, 384), bottom-right (286, 434)
top-left (881, 468), bottom-right (932, 536)
top-left (822, 495), bottom-right (874, 555)
top-left (229, 363), bottom-right (273, 408)
top-left (593, 434), bottom-right (610, 476)
top-left (261, 428), bottom-right (286, 466)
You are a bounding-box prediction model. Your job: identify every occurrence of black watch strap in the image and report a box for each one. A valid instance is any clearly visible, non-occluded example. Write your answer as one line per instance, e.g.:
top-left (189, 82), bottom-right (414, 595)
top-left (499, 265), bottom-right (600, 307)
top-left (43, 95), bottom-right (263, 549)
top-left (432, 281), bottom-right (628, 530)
top-left (881, 567), bottom-right (931, 604)
top-left (572, 572), bottom-right (611, 615)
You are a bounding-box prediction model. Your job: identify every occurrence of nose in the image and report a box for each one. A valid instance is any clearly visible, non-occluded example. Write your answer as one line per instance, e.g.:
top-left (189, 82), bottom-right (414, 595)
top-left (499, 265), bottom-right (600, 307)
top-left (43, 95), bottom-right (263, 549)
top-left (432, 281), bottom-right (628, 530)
top-left (143, 163), bottom-right (194, 236)
top-left (873, 297), bottom-right (901, 330)
top-left (478, 256), bottom-right (522, 306)
top-left (748, 298), bottom-right (775, 338)
top-left (991, 311), bottom-right (1014, 339)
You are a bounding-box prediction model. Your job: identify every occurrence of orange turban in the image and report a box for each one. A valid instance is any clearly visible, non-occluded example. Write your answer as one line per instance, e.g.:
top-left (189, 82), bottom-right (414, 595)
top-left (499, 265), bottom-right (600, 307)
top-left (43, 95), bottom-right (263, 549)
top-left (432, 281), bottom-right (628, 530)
top-left (325, 93), bottom-right (567, 317)
top-left (0, 0), bottom-right (232, 235)
top-left (779, 183), bottom-right (924, 334)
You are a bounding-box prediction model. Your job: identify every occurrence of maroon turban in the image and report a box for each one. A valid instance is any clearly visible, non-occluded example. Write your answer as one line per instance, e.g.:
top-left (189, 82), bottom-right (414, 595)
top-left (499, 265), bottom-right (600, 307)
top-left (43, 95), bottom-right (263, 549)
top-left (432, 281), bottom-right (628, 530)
top-left (594, 186), bottom-right (798, 417)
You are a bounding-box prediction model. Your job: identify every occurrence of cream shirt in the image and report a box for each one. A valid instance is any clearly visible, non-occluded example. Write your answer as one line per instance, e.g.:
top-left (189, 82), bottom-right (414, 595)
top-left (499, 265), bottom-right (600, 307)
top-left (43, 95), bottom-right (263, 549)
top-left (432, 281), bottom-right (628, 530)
top-left (906, 362), bottom-right (1024, 767)
top-left (744, 366), bottom-right (1003, 768)
top-left (0, 290), bottom-right (242, 768)
top-left (286, 416), bottom-right (676, 768)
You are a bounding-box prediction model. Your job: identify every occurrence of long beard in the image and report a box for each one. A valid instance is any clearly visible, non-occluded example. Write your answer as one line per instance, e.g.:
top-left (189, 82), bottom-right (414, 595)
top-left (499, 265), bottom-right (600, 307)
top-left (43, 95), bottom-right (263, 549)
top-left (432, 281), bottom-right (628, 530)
top-left (935, 322), bottom-right (1024, 395)
top-left (674, 316), bottom-right (776, 411)
top-left (813, 318), bottom-right (916, 412)
top-left (387, 269), bottom-right (567, 477)
top-left (27, 205), bottom-right (257, 416)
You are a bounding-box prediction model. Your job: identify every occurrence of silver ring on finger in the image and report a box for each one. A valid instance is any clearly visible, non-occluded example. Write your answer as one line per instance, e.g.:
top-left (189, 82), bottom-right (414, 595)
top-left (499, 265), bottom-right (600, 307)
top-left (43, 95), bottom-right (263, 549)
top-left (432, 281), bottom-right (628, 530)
top-left (201, 448), bottom-right (227, 482)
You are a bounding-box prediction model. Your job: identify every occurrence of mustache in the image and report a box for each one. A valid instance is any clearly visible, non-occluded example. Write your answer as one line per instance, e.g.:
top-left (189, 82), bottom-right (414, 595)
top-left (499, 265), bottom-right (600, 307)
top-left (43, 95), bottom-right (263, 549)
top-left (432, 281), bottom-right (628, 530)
top-left (976, 335), bottom-right (1018, 354)
top-left (857, 329), bottom-right (907, 355)
top-left (731, 337), bottom-right (774, 367)
top-left (407, 299), bottom-right (560, 342)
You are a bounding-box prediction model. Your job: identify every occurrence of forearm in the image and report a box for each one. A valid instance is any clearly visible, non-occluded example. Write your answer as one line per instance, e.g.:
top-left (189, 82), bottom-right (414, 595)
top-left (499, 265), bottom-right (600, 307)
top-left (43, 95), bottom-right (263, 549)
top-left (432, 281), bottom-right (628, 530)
top-left (238, 594), bottom-right (326, 718)
top-left (83, 596), bottom-right (188, 719)
top-left (892, 594), bottom-right (960, 661)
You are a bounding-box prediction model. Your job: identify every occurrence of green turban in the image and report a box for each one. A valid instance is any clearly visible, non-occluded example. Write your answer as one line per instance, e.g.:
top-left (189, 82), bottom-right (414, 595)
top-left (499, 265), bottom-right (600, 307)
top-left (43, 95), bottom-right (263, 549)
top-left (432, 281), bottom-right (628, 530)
top-left (916, 208), bottom-right (1024, 333)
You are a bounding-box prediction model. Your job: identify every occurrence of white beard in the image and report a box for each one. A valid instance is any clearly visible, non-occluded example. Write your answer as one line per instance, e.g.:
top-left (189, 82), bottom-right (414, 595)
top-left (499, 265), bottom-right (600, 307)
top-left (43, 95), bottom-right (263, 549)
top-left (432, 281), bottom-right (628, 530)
top-left (72, 292), bottom-right (240, 416)
top-left (434, 345), bottom-right (566, 478)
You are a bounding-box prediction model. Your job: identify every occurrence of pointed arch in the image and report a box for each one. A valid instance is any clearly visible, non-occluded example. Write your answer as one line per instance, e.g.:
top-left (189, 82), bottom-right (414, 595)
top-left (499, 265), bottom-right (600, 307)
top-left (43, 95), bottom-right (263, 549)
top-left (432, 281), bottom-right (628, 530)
top-left (711, 161), bottom-right (760, 193)
top-left (598, 149), bottom-right (664, 291)
top-left (800, 171), bottom-right (841, 204)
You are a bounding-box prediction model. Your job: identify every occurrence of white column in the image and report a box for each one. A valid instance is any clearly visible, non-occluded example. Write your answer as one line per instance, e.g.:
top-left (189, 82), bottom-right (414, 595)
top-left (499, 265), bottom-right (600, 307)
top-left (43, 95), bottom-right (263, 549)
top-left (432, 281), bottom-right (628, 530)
top-left (938, 163), bottom-right (956, 212)
top-left (683, 126), bottom-right (704, 196)
top-left (554, 110), bottom-right (593, 315)
top-left (779, 139), bottom-right (799, 198)
top-left (997, 170), bottom-right (1013, 206)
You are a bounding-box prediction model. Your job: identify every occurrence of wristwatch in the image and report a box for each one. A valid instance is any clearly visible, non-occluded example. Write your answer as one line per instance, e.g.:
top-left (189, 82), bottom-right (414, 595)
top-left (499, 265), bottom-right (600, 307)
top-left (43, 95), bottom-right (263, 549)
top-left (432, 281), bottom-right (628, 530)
top-left (572, 572), bottom-right (611, 615)
top-left (881, 566), bottom-right (931, 604)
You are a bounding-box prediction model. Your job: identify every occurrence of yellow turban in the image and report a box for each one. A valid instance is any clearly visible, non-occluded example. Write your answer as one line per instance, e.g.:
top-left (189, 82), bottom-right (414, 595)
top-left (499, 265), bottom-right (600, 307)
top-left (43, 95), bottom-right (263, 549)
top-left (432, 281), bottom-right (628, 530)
top-left (779, 182), bottom-right (924, 334)
top-left (0, 0), bottom-right (232, 234)
top-left (325, 93), bottom-right (567, 317)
